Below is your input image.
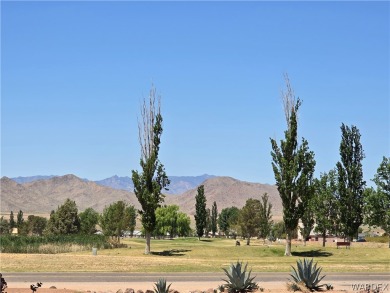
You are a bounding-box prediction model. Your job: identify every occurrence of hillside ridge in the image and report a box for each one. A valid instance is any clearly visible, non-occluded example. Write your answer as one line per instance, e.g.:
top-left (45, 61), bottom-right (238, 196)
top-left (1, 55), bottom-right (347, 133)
top-left (1, 174), bottom-right (282, 217)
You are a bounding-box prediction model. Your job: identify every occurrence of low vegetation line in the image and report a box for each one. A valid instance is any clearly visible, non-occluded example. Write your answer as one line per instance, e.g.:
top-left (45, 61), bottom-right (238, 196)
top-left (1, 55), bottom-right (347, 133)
top-left (0, 234), bottom-right (108, 253)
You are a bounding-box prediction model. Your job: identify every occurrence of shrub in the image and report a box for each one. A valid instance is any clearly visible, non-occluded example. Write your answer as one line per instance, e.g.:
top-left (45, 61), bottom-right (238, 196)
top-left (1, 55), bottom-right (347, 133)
top-left (289, 258), bottom-right (326, 291)
top-left (221, 261), bottom-right (258, 293)
top-left (153, 278), bottom-right (171, 293)
top-left (0, 234), bottom-right (108, 253)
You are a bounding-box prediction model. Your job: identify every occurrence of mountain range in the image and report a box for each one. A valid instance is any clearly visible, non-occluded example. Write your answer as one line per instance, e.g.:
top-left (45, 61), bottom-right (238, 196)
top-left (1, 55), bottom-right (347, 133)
top-left (1, 174), bottom-right (282, 218)
top-left (94, 174), bottom-right (215, 194)
top-left (11, 174), bottom-right (215, 195)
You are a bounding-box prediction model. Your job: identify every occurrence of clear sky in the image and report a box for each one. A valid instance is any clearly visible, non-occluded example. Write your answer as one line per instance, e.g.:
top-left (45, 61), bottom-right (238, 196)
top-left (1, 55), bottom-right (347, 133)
top-left (1, 1), bottom-right (389, 185)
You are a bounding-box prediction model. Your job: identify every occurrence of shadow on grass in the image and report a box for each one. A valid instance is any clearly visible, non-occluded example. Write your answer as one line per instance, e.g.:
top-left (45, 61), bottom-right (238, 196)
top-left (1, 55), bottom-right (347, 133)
top-left (292, 249), bottom-right (333, 257)
top-left (151, 249), bottom-right (191, 256)
top-left (200, 239), bottom-right (212, 242)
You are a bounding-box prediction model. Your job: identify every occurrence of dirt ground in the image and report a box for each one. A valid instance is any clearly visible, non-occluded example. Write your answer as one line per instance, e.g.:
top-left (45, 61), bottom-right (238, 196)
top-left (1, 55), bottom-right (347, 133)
top-left (5, 282), bottom-right (351, 293)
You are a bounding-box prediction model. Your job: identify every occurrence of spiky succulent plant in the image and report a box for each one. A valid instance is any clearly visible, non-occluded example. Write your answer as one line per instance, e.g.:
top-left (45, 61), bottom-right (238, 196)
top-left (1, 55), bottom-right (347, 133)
top-left (289, 258), bottom-right (326, 291)
top-left (153, 278), bottom-right (171, 293)
top-left (222, 261), bottom-right (258, 293)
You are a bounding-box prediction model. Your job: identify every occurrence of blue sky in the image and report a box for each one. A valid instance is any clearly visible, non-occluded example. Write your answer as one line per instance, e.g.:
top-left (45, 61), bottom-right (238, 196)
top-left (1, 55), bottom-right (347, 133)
top-left (1, 1), bottom-right (389, 185)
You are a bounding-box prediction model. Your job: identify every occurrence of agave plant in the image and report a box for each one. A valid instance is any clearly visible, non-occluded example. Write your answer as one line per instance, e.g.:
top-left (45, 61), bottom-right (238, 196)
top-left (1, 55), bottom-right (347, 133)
top-left (289, 258), bottom-right (326, 291)
top-left (153, 278), bottom-right (171, 293)
top-left (222, 261), bottom-right (258, 293)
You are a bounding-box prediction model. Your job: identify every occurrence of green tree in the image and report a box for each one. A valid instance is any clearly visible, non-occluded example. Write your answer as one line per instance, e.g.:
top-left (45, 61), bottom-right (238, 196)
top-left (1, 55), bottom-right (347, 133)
top-left (313, 170), bottom-right (340, 247)
top-left (155, 205), bottom-right (191, 238)
top-left (270, 221), bottom-right (286, 240)
top-left (299, 162), bottom-right (316, 247)
top-left (0, 217), bottom-right (10, 235)
top-left (239, 198), bottom-right (261, 245)
top-left (155, 205), bottom-right (179, 238)
top-left (131, 86), bottom-right (170, 254)
top-left (270, 78), bottom-right (316, 255)
top-left (258, 193), bottom-right (273, 242)
top-left (373, 156), bottom-right (390, 195)
top-left (211, 201), bottom-right (218, 237)
top-left (79, 208), bottom-right (99, 234)
top-left (46, 199), bottom-right (80, 235)
top-left (176, 212), bottom-right (191, 237)
top-left (16, 210), bottom-right (24, 228)
top-left (364, 156), bottom-right (390, 247)
top-left (194, 185), bottom-right (207, 240)
top-left (9, 211), bottom-right (15, 229)
top-left (300, 202), bottom-right (315, 246)
top-left (205, 208), bottom-right (212, 238)
top-left (100, 201), bottom-right (137, 240)
top-left (26, 215), bottom-right (47, 236)
top-left (218, 206), bottom-right (240, 238)
top-left (126, 205), bottom-right (137, 236)
top-left (336, 124), bottom-right (366, 241)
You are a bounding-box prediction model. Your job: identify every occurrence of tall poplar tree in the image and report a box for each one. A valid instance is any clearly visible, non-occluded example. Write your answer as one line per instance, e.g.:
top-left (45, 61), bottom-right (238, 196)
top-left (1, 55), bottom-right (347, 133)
top-left (270, 76), bottom-right (316, 256)
top-left (194, 185), bottom-right (207, 240)
top-left (16, 210), bottom-right (24, 228)
top-left (336, 124), bottom-right (365, 241)
top-left (205, 208), bottom-right (212, 237)
top-left (9, 211), bottom-right (15, 229)
top-left (299, 179), bottom-right (316, 246)
top-left (258, 193), bottom-right (273, 242)
top-left (132, 86), bottom-right (170, 254)
top-left (211, 201), bottom-right (218, 237)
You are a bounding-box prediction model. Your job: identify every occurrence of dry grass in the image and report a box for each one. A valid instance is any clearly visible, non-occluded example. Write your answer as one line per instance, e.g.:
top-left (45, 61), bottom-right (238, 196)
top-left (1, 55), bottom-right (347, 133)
top-left (1, 237), bottom-right (389, 273)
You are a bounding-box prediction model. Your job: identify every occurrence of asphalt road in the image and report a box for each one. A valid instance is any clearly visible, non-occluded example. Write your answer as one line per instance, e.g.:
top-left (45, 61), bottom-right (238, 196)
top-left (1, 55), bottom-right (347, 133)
top-left (4, 272), bottom-right (390, 284)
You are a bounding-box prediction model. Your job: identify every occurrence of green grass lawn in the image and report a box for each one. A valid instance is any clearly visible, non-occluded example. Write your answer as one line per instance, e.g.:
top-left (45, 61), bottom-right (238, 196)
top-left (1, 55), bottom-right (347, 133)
top-left (2, 237), bottom-right (389, 273)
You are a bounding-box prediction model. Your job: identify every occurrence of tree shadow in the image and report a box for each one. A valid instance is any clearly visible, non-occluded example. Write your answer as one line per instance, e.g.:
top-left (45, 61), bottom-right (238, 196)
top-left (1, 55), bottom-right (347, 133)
top-left (200, 239), bottom-right (212, 242)
top-left (292, 249), bottom-right (333, 257)
top-left (150, 249), bottom-right (191, 256)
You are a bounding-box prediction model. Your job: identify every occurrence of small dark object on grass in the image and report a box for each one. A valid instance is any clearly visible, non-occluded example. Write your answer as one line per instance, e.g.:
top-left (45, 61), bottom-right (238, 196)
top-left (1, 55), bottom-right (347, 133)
top-left (1, 273), bottom-right (7, 293)
top-left (30, 282), bottom-right (43, 293)
top-left (235, 240), bottom-right (240, 246)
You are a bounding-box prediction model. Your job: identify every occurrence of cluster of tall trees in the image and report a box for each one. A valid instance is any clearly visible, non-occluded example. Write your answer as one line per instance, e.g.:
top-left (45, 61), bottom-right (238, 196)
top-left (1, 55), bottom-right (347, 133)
top-left (194, 185), bottom-right (274, 244)
top-left (0, 210), bottom-right (44, 235)
top-left (271, 75), bottom-right (390, 254)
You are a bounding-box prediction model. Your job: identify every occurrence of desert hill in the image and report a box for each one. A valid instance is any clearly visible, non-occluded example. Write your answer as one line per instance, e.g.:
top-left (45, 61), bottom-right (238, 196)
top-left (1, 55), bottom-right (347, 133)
top-left (1, 175), bottom-right (282, 218)
top-left (166, 176), bottom-right (282, 217)
top-left (0, 174), bottom-right (140, 213)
